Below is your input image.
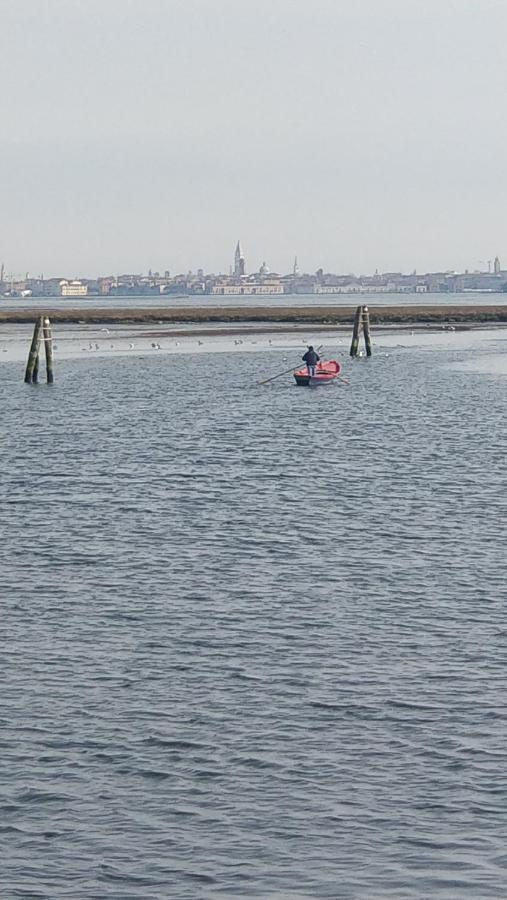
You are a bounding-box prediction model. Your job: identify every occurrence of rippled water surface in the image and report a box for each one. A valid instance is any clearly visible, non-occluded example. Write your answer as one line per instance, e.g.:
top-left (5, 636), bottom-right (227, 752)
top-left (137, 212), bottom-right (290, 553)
top-left (2, 289), bottom-right (507, 311)
top-left (1, 335), bottom-right (506, 898)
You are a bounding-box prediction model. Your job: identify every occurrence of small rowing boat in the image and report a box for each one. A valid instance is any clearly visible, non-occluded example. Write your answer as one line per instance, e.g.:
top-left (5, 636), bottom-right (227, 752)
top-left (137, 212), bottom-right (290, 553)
top-left (293, 360), bottom-right (341, 386)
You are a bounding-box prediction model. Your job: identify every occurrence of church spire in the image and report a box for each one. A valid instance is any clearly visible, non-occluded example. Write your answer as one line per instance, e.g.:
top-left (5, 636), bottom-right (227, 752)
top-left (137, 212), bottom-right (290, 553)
top-left (234, 240), bottom-right (245, 277)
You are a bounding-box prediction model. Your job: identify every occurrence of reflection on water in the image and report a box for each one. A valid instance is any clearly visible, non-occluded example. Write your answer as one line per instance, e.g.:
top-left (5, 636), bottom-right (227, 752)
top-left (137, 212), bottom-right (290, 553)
top-left (1, 338), bottom-right (506, 898)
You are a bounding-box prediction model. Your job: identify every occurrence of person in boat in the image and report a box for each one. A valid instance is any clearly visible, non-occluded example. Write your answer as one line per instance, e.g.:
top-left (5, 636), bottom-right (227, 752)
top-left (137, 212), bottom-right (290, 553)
top-left (302, 346), bottom-right (320, 376)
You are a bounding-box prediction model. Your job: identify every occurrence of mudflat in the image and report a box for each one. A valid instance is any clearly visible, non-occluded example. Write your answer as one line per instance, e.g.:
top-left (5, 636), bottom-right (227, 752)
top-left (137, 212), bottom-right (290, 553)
top-left (0, 303), bottom-right (506, 326)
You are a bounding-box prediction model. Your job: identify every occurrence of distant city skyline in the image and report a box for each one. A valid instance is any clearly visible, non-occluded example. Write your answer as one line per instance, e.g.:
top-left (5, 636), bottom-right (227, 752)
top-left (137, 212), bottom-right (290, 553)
top-left (3, 239), bottom-right (507, 300)
top-left (1, 1), bottom-right (507, 276)
top-left (0, 242), bottom-right (505, 282)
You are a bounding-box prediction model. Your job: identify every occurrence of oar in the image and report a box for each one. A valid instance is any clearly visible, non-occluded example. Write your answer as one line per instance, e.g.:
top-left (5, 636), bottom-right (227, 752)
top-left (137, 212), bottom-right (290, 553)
top-left (258, 345), bottom-right (324, 385)
top-left (258, 364), bottom-right (301, 385)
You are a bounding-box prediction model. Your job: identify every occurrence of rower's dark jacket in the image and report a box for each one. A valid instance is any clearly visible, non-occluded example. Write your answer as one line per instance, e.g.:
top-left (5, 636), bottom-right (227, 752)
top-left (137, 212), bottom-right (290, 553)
top-left (302, 349), bottom-right (320, 366)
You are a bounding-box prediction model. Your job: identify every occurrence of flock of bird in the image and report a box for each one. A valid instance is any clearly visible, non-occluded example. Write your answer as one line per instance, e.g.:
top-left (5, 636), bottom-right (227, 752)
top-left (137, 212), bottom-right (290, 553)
top-left (76, 336), bottom-right (347, 355)
top-left (74, 330), bottom-right (454, 355)
top-left (2, 329), bottom-right (445, 359)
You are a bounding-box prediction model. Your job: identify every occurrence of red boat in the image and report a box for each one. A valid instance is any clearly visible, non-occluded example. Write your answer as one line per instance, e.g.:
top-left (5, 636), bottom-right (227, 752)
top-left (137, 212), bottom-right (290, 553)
top-left (293, 360), bottom-right (341, 386)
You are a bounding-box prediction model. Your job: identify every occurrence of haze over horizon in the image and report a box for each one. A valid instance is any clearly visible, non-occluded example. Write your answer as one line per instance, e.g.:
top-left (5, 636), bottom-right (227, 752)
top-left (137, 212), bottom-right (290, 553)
top-left (1, 0), bottom-right (506, 278)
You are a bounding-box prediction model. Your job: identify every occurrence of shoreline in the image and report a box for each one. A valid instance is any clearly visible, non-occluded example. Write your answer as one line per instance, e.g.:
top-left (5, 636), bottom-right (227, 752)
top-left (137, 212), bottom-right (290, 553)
top-left (1, 315), bottom-right (505, 366)
top-left (0, 303), bottom-right (507, 327)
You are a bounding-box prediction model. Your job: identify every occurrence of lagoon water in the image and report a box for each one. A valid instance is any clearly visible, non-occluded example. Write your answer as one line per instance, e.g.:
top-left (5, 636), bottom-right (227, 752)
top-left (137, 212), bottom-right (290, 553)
top-left (2, 289), bottom-right (507, 312)
top-left (1, 329), bottom-right (506, 899)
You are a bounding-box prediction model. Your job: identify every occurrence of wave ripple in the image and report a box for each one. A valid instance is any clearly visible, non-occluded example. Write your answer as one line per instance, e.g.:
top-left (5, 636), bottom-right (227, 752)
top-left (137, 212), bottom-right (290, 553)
top-left (1, 345), bottom-right (506, 898)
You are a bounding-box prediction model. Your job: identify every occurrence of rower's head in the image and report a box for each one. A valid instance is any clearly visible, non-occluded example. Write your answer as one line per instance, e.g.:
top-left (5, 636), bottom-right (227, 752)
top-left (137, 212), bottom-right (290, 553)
top-left (308, 345), bottom-right (314, 350)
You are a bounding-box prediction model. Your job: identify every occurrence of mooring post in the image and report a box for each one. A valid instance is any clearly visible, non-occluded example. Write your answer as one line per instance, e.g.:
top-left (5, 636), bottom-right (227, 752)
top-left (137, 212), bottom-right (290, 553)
top-left (24, 317), bottom-right (43, 383)
top-left (350, 305), bottom-right (363, 357)
top-left (43, 316), bottom-right (54, 384)
top-left (362, 305), bottom-right (372, 357)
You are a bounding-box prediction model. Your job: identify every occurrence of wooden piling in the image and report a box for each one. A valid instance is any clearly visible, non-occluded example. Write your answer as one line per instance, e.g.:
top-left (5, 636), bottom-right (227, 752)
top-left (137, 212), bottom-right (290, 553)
top-left (32, 353), bottom-right (39, 383)
top-left (24, 317), bottom-right (43, 383)
top-left (349, 305), bottom-right (363, 357)
top-left (43, 316), bottom-right (54, 383)
top-left (362, 305), bottom-right (372, 357)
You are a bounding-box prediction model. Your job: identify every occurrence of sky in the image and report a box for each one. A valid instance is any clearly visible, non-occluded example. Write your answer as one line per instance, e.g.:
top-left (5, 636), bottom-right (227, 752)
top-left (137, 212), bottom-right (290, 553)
top-left (1, 0), bottom-right (506, 277)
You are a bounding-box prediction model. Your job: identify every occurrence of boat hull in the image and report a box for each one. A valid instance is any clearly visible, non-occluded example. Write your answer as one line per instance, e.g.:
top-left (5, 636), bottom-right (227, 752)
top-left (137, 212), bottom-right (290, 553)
top-left (294, 373), bottom-right (336, 386)
top-left (293, 360), bottom-right (341, 386)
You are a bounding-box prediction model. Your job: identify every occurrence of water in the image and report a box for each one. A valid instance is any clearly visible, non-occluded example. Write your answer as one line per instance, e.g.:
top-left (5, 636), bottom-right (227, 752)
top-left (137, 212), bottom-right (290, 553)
top-left (1, 331), bottom-right (506, 898)
top-left (2, 289), bottom-right (507, 312)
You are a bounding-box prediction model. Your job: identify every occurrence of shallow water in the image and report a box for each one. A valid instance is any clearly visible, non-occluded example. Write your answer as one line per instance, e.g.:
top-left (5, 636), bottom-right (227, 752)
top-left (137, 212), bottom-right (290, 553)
top-left (2, 288), bottom-right (507, 311)
top-left (1, 334), bottom-right (506, 898)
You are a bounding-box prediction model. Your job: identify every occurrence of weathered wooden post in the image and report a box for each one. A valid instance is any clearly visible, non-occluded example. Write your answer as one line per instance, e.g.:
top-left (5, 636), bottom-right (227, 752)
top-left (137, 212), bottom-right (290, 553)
top-left (32, 353), bottom-right (39, 383)
top-left (24, 317), bottom-right (43, 383)
top-left (362, 305), bottom-right (372, 357)
top-left (43, 316), bottom-right (54, 384)
top-left (349, 305), bottom-right (363, 357)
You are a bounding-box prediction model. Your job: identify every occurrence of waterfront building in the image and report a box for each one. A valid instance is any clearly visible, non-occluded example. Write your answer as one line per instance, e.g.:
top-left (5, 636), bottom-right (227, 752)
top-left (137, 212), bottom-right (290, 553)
top-left (448, 271), bottom-right (504, 292)
top-left (212, 281), bottom-right (284, 295)
top-left (8, 258), bottom-right (507, 298)
top-left (313, 283), bottom-right (393, 294)
top-left (60, 279), bottom-right (88, 297)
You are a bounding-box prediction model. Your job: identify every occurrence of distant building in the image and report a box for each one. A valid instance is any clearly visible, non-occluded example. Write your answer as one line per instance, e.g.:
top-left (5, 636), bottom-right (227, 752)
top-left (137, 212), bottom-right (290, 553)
top-left (494, 256), bottom-right (501, 275)
top-left (212, 281), bottom-right (283, 295)
top-left (234, 241), bottom-right (246, 277)
top-left (60, 279), bottom-right (88, 297)
top-left (313, 283), bottom-right (391, 294)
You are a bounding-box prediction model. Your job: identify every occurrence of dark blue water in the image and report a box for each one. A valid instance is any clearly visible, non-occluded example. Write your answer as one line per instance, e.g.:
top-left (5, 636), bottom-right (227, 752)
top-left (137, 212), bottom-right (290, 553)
top-left (1, 341), bottom-right (506, 898)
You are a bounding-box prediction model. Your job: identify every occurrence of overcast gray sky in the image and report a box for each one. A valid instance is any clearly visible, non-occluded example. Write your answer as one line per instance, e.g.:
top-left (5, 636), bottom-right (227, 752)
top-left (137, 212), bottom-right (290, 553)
top-left (1, 0), bottom-right (506, 277)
